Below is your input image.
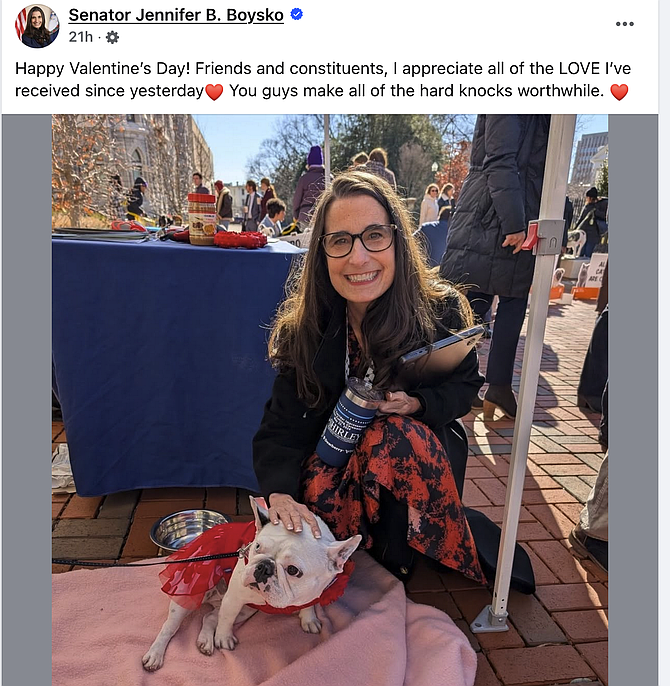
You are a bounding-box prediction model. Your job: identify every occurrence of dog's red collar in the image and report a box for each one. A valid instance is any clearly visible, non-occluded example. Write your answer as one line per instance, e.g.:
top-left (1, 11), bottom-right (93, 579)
top-left (248, 559), bottom-right (354, 614)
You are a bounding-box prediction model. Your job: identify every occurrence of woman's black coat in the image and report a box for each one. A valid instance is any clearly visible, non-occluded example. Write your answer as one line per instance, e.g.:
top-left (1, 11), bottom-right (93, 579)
top-left (22, 27), bottom-right (57, 48)
top-left (252, 296), bottom-right (484, 503)
top-left (127, 186), bottom-right (144, 216)
top-left (440, 115), bottom-right (551, 298)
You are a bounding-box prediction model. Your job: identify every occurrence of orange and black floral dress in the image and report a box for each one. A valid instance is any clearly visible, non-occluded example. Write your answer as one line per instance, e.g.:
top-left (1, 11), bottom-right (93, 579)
top-left (300, 326), bottom-right (485, 585)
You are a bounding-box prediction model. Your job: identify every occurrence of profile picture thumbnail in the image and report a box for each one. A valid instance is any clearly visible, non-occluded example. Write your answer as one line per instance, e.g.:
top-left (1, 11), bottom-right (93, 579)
top-left (16, 5), bottom-right (59, 48)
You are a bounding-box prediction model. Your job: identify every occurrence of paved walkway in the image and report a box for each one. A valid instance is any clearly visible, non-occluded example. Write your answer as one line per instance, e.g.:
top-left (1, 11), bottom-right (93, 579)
top-left (52, 298), bottom-right (607, 686)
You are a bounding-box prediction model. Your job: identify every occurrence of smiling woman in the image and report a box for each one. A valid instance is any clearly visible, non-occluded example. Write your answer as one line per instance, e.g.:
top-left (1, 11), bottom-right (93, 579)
top-left (19, 5), bottom-right (59, 48)
top-left (252, 169), bottom-right (486, 585)
top-left (322, 197), bottom-right (397, 322)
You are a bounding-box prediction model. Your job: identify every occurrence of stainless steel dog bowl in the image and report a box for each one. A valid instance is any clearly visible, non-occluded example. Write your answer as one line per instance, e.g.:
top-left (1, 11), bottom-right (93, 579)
top-left (150, 509), bottom-right (230, 553)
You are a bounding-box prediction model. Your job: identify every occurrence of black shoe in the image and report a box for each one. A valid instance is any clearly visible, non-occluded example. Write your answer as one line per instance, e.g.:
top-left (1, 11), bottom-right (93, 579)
top-left (577, 394), bottom-right (602, 413)
top-left (483, 385), bottom-right (517, 420)
top-left (370, 488), bottom-right (416, 583)
top-left (369, 542), bottom-right (416, 583)
top-left (569, 526), bottom-right (608, 573)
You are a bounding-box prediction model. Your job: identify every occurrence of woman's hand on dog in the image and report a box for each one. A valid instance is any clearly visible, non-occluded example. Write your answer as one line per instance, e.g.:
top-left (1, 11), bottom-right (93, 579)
top-left (268, 493), bottom-right (322, 539)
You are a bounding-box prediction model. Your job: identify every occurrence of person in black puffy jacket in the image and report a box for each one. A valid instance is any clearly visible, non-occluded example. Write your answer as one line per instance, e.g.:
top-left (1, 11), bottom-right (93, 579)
top-left (440, 115), bottom-right (551, 419)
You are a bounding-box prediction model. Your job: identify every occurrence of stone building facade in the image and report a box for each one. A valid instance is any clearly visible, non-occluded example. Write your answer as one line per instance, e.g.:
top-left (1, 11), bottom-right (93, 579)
top-left (109, 114), bottom-right (214, 219)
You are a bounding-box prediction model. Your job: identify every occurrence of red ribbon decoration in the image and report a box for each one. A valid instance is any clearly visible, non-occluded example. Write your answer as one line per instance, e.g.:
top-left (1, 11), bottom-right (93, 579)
top-left (213, 231), bottom-right (268, 249)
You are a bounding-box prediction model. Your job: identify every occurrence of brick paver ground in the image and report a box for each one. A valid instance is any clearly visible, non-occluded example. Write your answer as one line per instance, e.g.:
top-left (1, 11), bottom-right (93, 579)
top-left (52, 298), bottom-right (607, 686)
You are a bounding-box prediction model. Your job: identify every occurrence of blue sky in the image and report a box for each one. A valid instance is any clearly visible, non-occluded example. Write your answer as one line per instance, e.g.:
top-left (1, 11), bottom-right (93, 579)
top-left (194, 114), bottom-right (280, 186)
top-left (194, 114), bottom-right (609, 186)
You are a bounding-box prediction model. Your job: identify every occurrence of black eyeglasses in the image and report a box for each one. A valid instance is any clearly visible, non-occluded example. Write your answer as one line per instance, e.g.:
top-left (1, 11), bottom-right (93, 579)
top-left (320, 224), bottom-right (397, 258)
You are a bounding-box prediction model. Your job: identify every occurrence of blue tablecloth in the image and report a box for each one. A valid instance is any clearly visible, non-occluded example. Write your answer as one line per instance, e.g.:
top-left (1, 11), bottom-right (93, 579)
top-left (52, 238), bottom-right (305, 496)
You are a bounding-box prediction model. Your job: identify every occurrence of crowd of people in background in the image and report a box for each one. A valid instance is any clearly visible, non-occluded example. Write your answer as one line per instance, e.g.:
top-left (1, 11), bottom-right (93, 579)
top-left (106, 142), bottom-right (456, 236)
top-left (106, 136), bottom-right (605, 271)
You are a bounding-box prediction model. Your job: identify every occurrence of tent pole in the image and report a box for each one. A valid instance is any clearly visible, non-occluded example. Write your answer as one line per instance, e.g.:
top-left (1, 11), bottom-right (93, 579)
top-left (324, 114), bottom-right (331, 189)
top-left (471, 114), bottom-right (577, 633)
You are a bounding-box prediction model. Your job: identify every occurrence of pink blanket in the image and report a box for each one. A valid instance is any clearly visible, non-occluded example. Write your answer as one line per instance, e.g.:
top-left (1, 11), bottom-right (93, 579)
top-left (53, 551), bottom-right (476, 686)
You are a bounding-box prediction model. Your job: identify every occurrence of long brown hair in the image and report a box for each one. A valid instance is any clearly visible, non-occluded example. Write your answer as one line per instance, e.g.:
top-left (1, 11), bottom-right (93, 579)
top-left (269, 170), bottom-right (472, 408)
top-left (25, 6), bottom-right (50, 45)
top-left (260, 177), bottom-right (275, 195)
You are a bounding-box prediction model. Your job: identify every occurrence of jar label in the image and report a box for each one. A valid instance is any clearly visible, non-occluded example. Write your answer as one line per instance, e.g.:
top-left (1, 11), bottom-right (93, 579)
top-left (189, 212), bottom-right (217, 237)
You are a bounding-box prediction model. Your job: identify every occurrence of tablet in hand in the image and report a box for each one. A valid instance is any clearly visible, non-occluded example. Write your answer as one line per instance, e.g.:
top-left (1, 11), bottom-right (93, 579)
top-left (397, 325), bottom-right (485, 383)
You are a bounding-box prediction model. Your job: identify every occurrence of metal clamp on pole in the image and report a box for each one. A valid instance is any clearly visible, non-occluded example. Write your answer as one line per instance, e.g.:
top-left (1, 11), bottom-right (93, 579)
top-left (520, 219), bottom-right (565, 255)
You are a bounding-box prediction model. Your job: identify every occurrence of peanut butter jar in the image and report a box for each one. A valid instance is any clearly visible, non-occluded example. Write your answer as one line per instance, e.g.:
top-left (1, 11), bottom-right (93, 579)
top-left (187, 193), bottom-right (217, 246)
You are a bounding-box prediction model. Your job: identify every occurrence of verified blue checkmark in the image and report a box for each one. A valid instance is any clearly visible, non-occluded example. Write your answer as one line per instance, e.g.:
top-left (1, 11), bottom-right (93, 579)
top-left (290, 7), bottom-right (303, 20)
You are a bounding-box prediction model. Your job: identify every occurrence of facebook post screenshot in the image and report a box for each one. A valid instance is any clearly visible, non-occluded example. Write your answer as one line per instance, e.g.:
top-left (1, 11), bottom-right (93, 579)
top-left (0, 1), bottom-right (662, 684)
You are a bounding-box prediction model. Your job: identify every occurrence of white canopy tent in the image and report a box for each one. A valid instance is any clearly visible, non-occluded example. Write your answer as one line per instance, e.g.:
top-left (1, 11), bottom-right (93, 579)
top-left (324, 114), bottom-right (331, 188)
top-left (321, 115), bottom-right (578, 630)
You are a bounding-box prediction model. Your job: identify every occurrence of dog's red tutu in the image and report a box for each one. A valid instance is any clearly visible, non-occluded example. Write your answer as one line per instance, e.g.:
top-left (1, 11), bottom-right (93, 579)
top-left (160, 521), bottom-right (354, 613)
top-left (160, 522), bottom-right (255, 611)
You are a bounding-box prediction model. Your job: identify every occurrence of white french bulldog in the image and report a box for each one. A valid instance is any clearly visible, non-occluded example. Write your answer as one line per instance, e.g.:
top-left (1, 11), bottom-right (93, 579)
top-left (142, 497), bottom-right (361, 671)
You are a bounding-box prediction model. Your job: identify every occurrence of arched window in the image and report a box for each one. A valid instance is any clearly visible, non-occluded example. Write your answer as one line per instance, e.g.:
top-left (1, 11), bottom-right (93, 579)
top-left (131, 149), bottom-right (143, 183)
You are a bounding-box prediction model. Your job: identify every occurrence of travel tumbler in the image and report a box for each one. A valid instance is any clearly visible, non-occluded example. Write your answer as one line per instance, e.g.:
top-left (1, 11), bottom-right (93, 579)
top-left (315, 377), bottom-right (384, 467)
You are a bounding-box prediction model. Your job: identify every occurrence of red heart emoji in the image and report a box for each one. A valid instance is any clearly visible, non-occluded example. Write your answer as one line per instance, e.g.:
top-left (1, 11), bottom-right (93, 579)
top-left (610, 84), bottom-right (628, 101)
top-left (206, 84), bottom-right (223, 101)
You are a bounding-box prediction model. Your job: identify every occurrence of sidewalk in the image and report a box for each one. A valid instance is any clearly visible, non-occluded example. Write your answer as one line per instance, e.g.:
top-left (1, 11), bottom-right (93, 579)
top-left (52, 298), bottom-right (607, 686)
